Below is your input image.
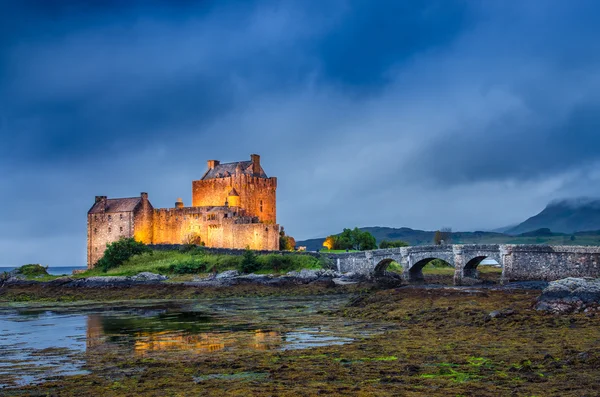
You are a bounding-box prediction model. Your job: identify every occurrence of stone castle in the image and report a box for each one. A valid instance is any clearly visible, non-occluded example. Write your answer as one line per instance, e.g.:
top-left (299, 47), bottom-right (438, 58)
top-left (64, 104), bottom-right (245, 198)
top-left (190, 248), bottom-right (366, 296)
top-left (87, 154), bottom-right (279, 267)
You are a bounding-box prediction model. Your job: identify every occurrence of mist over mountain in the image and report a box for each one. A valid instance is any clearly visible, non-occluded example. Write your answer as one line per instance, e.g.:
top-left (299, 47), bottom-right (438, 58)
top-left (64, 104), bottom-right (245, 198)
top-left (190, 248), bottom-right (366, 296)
top-left (296, 198), bottom-right (600, 250)
top-left (505, 198), bottom-right (600, 235)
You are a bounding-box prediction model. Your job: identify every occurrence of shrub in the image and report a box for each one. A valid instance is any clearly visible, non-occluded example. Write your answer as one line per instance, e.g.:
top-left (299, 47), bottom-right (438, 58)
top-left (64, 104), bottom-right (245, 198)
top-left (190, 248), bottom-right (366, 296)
top-left (169, 260), bottom-right (207, 274)
top-left (238, 249), bottom-right (260, 274)
top-left (18, 264), bottom-right (49, 277)
top-left (97, 238), bottom-right (152, 272)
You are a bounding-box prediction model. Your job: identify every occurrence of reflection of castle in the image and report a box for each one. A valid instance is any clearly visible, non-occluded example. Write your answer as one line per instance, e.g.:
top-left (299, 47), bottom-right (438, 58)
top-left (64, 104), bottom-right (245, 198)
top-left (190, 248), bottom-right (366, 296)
top-left (87, 154), bottom-right (279, 267)
top-left (85, 314), bottom-right (282, 355)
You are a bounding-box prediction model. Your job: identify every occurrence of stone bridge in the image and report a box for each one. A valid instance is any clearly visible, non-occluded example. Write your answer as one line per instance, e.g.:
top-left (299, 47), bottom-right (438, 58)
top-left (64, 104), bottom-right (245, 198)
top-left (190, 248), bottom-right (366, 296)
top-left (331, 244), bottom-right (600, 285)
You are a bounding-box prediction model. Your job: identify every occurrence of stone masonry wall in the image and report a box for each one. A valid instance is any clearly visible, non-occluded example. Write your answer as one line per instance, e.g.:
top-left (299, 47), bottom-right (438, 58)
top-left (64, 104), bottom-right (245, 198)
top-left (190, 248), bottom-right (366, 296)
top-left (191, 173), bottom-right (277, 224)
top-left (87, 210), bottom-right (136, 268)
top-left (502, 245), bottom-right (600, 282)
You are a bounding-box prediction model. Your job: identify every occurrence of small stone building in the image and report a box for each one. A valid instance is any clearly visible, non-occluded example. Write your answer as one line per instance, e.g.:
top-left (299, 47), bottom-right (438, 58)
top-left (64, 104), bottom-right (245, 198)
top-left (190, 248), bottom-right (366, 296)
top-left (87, 154), bottom-right (279, 268)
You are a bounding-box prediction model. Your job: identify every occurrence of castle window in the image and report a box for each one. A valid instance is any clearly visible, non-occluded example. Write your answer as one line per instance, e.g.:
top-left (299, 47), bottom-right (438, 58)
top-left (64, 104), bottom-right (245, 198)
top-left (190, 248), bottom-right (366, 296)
top-left (95, 247), bottom-right (98, 252)
top-left (224, 214), bottom-right (228, 218)
top-left (94, 215), bottom-right (97, 221)
top-left (260, 200), bottom-right (263, 212)
top-left (195, 214), bottom-right (199, 219)
top-left (94, 228), bottom-right (97, 234)
top-left (108, 215), bottom-right (112, 221)
top-left (120, 226), bottom-right (123, 233)
top-left (108, 227), bottom-right (112, 233)
top-left (120, 214), bottom-right (123, 220)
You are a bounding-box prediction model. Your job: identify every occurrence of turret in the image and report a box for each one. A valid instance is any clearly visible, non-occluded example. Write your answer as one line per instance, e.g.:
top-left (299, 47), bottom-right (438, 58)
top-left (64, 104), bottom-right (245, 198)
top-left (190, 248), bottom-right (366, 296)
top-left (227, 188), bottom-right (241, 207)
top-left (175, 198), bottom-right (184, 208)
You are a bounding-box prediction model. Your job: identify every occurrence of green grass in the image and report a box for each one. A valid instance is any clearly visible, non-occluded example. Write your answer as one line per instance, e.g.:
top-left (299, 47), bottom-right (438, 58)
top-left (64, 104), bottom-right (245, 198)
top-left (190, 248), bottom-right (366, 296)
top-left (319, 249), bottom-right (360, 254)
top-left (78, 250), bottom-right (325, 277)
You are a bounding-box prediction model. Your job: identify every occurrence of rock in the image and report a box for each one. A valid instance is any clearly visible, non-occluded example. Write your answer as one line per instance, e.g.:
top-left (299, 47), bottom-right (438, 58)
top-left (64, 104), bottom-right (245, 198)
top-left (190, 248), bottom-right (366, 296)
top-left (332, 278), bottom-right (358, 285)
top-left (536, 277), bottom-right (600, 313)
top-left (315, 269), bottom-right (342, 278)
top-left (298, 269), bottom-right (319, 280)
top-left (216, 270), bottom-right (240, 279)
top-left (131, 272), bottom-right (168, 282)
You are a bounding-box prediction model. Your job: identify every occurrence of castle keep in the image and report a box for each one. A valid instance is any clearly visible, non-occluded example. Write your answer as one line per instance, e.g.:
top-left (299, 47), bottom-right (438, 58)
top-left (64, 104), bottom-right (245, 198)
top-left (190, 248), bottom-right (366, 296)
top-left (87, 154), bottom-right (278, 268)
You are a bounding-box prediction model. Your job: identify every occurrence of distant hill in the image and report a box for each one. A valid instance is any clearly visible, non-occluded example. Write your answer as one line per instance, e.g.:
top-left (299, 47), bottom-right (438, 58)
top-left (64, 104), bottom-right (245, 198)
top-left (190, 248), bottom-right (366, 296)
top-left (296, 225), bottom-right (600, 251)
top-left (506, 198), bottom-right (600, 235)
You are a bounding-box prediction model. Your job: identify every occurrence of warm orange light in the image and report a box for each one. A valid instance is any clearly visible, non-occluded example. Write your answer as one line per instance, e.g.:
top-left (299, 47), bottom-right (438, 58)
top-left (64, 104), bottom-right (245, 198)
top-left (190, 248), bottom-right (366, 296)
top-left (323, 236), bottom-right (335, 250)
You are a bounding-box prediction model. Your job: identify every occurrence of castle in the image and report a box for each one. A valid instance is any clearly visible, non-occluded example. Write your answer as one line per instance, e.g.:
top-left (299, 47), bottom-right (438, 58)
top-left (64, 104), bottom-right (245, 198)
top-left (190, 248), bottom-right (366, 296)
top-left (87, 154), bottom-right (279, 268)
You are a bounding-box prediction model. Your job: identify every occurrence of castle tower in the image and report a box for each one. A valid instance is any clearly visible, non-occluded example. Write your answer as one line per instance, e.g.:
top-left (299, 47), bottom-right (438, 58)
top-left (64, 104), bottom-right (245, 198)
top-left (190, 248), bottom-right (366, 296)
top-left (191, 154), bottom-right (277, 224)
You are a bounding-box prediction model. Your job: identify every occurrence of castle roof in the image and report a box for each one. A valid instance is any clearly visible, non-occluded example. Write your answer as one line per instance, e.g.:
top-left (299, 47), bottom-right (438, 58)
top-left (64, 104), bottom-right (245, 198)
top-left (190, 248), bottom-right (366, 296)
top-left (88, 197), bottom-right (142, 214)
top-left (202, 161), bottom-right (267, 180)
top-left (228, 188), bottom-right (240, 197)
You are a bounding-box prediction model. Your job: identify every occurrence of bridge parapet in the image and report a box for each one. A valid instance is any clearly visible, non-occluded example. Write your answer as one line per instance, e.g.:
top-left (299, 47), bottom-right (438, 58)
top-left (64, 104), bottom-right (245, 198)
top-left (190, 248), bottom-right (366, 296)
top-left (328, 244), bottom-right (600, 284)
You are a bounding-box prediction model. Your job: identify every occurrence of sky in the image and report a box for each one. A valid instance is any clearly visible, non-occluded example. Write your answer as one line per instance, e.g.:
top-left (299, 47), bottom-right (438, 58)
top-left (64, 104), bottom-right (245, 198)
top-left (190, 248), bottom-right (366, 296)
top-left (2, 0), bottom-right (600, 266)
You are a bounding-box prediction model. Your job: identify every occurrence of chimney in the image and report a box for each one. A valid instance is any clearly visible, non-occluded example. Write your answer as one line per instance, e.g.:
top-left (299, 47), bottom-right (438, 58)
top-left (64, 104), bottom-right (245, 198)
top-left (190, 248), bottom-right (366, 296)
top-left (175, 198), bottom-right (184, 208)
top-left (250, 154), bottom-right (260, 175)
top-left (141, 192), bottom-right (148, 200)
top-left (207, 160), bottom-right (220, 169)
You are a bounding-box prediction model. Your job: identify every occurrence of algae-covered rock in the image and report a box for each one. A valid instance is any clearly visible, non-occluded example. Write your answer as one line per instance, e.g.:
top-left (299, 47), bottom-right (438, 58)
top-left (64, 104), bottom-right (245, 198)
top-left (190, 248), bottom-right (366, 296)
top-left (131, 272), bottom-right (168, 282)
top-left (536, 277), bottom-right (600, 313)
top-left (216, 270), bottom-right (240, 279)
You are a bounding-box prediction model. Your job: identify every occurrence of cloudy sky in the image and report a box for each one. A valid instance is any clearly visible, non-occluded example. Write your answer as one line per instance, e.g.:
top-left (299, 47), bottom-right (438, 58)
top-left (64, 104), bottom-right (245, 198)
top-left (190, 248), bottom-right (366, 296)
top-left (2, 0), bottom-right (600, 266)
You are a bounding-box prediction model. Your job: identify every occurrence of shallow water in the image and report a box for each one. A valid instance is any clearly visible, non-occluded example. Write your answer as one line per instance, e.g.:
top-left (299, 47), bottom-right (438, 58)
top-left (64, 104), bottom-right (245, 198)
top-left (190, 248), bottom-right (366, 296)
top-left (0, 295), bottom-right (387, 387)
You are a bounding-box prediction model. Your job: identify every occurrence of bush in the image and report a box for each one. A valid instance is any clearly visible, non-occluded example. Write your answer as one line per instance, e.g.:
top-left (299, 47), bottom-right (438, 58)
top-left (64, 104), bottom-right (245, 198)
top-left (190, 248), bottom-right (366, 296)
top-left (97, 238), bottom-right (152, 272)
top-left (238, 249), bottom-right (260, 274)
top-left (18, 264), bottom-right (49, 277)
top-left (169, 260), bottom-right (207, 274)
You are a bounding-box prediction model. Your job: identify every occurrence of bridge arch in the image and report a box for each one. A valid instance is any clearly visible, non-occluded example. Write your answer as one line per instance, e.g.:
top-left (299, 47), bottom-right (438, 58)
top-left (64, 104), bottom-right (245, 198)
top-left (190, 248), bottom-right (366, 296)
top-left (374, 258), bottom-right (399, 276)
top-left (462, 251), bottom-right (503, 280)
top-left (407, 257), bottom-right (454, 282)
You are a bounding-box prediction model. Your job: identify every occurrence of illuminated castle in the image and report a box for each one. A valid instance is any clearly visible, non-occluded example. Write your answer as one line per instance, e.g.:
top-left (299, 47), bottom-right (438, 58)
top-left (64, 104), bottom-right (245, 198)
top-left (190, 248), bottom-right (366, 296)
top-left (87, 154), bottom-right (279, 267)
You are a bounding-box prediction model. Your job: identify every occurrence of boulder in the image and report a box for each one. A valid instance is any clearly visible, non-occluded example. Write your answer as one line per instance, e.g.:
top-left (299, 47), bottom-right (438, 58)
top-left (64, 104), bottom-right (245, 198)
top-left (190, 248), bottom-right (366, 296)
top-left (131, 272), bottom-right (168, 282)
top-left (216, 270), bottom-right (240, 279)
top-left (535, 277), bottom-right (600, 313)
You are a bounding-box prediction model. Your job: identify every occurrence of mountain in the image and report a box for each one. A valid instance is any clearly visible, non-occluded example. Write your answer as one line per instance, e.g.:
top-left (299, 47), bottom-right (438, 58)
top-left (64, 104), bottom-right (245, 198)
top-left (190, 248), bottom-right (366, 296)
top-left (505, 198), bottom-right (600, 235)
top-left (296, 227), bottom-right (509, 251)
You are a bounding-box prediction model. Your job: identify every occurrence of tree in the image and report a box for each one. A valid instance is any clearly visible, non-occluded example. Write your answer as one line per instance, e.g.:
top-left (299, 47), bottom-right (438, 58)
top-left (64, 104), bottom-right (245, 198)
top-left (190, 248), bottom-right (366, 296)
top-left (279, 227), bottom-right (296, 251)
top-left (380, 240), bottom-right (409, 249)
top-left (323, 228), bottom-right (377, 251)
top-left (97, 237), bottom-right (151, 272)
top-left (239, 248), bottom-right (260, 274)
top-left (433, 227), bottom-right (452, 245)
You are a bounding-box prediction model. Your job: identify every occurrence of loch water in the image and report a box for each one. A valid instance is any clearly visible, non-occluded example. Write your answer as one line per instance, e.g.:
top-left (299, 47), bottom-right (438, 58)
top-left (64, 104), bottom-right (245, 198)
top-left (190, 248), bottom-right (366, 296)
top-left (0, 295), bottom-right (388, 387)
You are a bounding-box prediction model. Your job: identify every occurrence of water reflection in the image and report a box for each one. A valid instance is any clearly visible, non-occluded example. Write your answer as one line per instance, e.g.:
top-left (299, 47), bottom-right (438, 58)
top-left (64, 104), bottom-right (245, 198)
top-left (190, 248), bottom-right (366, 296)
top-left (0, 296), bottom-right (386, 387)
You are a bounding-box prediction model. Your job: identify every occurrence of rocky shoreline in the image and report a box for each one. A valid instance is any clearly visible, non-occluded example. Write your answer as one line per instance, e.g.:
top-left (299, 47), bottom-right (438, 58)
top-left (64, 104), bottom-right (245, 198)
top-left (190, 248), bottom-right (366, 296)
top-left (3, 266), bottom-right (600, 314)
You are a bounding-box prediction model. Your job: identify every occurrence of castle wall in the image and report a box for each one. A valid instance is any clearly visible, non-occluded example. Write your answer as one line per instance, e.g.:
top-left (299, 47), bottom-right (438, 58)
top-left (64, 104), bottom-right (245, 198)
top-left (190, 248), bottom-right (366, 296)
top-left (87, 210), bottom-right (136, 268)
top-left (133, 193), bottom-right (154, 244)
top-left (149, 206), bottom-right (277, 250)
top-left (191, 174), bottom-right (277, 224)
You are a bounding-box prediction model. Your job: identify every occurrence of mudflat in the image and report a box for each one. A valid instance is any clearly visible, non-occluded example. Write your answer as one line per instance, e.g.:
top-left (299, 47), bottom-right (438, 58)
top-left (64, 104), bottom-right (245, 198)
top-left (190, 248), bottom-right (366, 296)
top-left (1, 280), bottom-right (598, 396)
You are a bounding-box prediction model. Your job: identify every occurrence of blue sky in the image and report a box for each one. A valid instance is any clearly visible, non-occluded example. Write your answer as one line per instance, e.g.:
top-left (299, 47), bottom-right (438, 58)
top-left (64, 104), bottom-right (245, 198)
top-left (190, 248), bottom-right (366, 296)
top-left (2, 0), bottom-right (600, 266)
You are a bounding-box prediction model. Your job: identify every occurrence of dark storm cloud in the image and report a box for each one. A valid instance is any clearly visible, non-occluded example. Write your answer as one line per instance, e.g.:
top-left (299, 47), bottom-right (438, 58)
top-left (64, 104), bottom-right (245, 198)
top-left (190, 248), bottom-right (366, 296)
top-left (2, 0), bottom-right (600, 266)
top-left (316, 0), bottom-right (470, 89)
